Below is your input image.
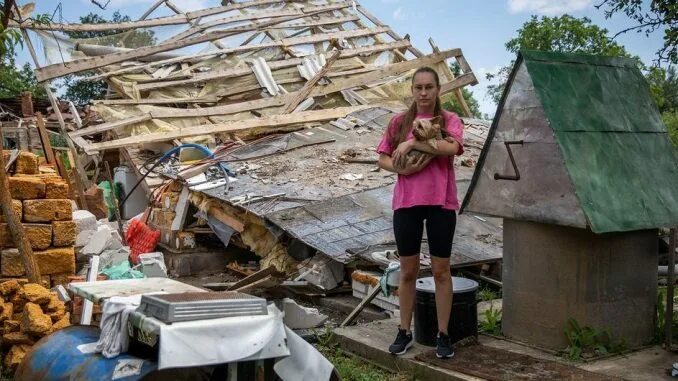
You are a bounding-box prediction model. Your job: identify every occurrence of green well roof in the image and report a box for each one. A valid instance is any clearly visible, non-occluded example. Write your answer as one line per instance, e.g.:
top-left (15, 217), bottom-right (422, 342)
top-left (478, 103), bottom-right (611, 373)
top-left (521, 50), bottom-right (678, 232)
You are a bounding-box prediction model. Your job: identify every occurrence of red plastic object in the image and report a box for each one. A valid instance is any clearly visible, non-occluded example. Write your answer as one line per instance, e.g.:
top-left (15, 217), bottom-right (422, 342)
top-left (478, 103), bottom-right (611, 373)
top-left (126, 219), bottom-right (161, 264)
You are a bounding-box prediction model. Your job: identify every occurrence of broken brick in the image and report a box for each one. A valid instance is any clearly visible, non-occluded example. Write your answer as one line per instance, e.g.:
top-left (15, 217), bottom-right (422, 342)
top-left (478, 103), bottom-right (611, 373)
top-left (50, 312), bottom-right (70, 332)
top-left (0, 280), bottom-right (20, 296)
top-left (10, 288), bottom-right (27, 312)
top-left (2, 332), bottom-right (34, 346)
top-left (3, 319), bottom-right (19, 334)
top-left (47, 302), bottom-right (65, 323)
top-left (0, 302), bottom-right (13, 322)
top-left (15, 152), bottom-right (39, 175)
top-left (21, 302), bottom-right (52, 336)
top-left (3, 344), bottom-right (31, 371)
top-left (23, 283), bottom-right (51, 305)
top-left (0, 200), bottom-right (22, 223)
top-left (52, 221), bottom-right (76, 247)
top-left (45, 294), bottom-right (64, 313)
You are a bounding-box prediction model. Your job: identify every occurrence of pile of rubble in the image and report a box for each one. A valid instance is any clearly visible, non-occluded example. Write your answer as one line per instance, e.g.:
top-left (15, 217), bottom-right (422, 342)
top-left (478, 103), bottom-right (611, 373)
top-left (0, 151), bottom-right (76, 288)
top-left (0, 280), bottom-right (70, 371)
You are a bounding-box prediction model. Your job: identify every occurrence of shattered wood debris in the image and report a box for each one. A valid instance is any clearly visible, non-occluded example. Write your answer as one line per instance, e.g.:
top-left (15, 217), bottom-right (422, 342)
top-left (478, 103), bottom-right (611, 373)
top-left (16, 0), bottom-right (503, 289)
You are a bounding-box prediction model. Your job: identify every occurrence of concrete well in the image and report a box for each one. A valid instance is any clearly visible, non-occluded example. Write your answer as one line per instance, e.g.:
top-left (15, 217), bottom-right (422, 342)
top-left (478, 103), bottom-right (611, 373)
top-left (502, 219), bottom-right (658, 350)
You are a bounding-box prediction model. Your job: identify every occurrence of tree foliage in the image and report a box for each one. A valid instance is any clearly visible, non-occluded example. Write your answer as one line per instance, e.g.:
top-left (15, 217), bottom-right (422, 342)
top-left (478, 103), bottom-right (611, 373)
top-left (487, 15), bottom-right (630, 104)
top-left (63, 11), bottom-right (157, 104)
top-left (646, 66), bottom-right (678, 146)
top-left (0, 1), bottom-right (49, 98)
top-left (596, 0), bottom-right (677, 65)
top-left (0, 61), bottom-right (44, 97)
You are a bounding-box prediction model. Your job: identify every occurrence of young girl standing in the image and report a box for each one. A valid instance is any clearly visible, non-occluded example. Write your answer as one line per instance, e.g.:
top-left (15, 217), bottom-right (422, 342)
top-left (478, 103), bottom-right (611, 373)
top-left (376, 66), bottom-right (464, 359)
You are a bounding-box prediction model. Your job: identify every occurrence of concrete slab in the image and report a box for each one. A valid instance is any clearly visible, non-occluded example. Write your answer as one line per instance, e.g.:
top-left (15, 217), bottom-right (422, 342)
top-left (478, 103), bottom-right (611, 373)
top-left (334, 318), bottom-right (482, 381)
top-left (335, 301), bottom-right (675, 381)
top-left (579, 347), bottom-right (674, 381)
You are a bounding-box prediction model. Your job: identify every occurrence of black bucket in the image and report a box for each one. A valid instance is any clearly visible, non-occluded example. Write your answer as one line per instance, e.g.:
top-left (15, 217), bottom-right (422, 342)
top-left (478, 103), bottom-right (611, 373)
top-left (414, 276), bottom-right (479, 346)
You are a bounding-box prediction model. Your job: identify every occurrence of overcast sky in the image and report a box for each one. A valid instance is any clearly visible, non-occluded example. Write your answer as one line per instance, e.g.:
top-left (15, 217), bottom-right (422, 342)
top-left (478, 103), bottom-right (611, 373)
top-left (17, 0), bottom-right (666, 117)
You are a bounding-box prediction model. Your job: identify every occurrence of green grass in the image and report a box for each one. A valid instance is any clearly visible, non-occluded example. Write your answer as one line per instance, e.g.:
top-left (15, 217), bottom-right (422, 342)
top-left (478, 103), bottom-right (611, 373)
top-left (479, 305), bottom-right (502, 336)
top-left (477, 286), bottom-right (500, 302)
top-left (561, 318), bottom-right (627, 361)
top-left (314, 328), bottom-right (411, 381)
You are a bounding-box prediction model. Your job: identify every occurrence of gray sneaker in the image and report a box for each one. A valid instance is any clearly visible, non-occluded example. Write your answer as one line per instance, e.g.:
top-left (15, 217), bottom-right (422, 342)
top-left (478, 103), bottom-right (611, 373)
top-left (436, 332), bottom-right (455, 359)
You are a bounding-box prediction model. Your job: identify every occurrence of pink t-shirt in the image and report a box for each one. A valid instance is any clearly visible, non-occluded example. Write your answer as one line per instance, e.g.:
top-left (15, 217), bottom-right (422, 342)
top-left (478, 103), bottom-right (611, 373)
top-left (376, 110), bottom-right (464, 211)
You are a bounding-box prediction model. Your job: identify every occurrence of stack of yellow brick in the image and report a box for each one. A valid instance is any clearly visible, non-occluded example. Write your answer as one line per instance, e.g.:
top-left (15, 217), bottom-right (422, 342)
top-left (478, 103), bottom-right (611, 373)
top-left (0, 280), bottom-right (71, 371)
top-left (0, 151), bottom-right (76, 289)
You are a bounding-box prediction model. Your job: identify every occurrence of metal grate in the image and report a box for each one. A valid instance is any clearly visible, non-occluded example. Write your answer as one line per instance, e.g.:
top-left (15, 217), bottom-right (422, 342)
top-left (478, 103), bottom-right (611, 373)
top-left (138, 291), bottom-right (268, 323)
top-left (152, 291), bottom-right (258, 303)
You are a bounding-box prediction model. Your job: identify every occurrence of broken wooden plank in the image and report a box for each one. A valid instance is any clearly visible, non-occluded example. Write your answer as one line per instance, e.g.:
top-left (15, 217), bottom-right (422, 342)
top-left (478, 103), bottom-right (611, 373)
top-left (84, 105), bottom-right (370, 153)
top-left (440, 73), bottom-right (478, 94)
top-left (12, 14), bottom-right (188, 31)
top-left (169, 4), bottom-right (353, 42)
top-left (135, 40), bottom-right (410, 91)
top-left (207, 207), bottom-right (245, 233)
top-left (70, 113), bottom-right (153, 138)
top-left (35, 112), bottom-right (57, 165)
top-left (76, 49), bottom-right (461, 140)
top-left (36, 10), bottom-right (376, 82)
top-left (283, 50), bottom-right (341, 113)
top-left (94, 97), bottom-right (219, 105)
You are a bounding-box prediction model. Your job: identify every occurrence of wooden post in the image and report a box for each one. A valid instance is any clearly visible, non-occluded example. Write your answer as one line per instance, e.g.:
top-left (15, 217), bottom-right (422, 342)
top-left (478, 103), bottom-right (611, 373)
top-left (666, 227), bottom-right (677, 350)
top-left (35, 112), bottom-right (56, 165)
top-left (0, 129), bottom-right (41, 283)
top-left (18, 27), bottom-right (90, 210)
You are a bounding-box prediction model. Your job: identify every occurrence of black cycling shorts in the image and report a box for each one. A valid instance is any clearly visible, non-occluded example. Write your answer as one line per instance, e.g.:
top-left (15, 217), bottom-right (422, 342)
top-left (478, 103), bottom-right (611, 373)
top-left (393, 205), bottom-right (457, 258)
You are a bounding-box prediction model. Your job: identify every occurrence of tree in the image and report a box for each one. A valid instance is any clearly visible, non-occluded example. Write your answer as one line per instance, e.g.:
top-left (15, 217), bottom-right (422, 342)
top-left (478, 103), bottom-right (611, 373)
top-left (0, 61), bottom-right (44, 98)
top-left (442, 63), bottom-right (482, 118)
top-left (596, 0), bottom-right (677, 65)
top-left (63, 11), bottom-right (157, 105)
top-left (646, 66), bottom-right (678, 146)
top-left (0, 2), bottom-right (48, 98)
top-left (487, 15), bottom-right (631, 104)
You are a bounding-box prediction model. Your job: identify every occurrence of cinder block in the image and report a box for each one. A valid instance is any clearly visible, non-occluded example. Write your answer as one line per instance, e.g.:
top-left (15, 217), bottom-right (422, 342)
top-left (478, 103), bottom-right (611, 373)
top-left (52, 221), bottom-right (76, 247)
top-left (8, 177), bottom-right (45, 200)
top-left (23, 199), bottom-right (72, 222)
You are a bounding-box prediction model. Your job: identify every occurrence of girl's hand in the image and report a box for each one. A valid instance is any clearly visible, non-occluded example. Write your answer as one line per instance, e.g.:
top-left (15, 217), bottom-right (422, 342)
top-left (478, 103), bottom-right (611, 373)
top-left (392, 140), bottom-right (414, 167)
top-left (397, 154), bottom-right (431, 176)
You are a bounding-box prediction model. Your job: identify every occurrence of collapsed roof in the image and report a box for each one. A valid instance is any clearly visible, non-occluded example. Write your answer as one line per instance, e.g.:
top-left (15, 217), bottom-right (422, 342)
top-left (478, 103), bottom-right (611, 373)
top-left (15, 0), bottom-right (502, 273)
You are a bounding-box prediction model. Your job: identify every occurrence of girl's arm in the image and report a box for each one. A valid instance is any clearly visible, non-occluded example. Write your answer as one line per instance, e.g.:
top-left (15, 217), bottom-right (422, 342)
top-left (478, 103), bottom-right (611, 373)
top-left (378, 153), bottom-right (430, 176)
top-left (393, 138), bottom-right (461, 159)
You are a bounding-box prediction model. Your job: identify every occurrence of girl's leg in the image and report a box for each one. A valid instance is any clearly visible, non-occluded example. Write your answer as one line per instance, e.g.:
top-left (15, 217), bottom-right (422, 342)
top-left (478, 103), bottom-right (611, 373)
top-left (398, 255), bottom-right (421, 331)
top-left (425, 208), bottom-right (457, 334)
top-left (393, 206), bottom-right (425, 331)
top-left (430, 256), bottom-right (452, 333)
